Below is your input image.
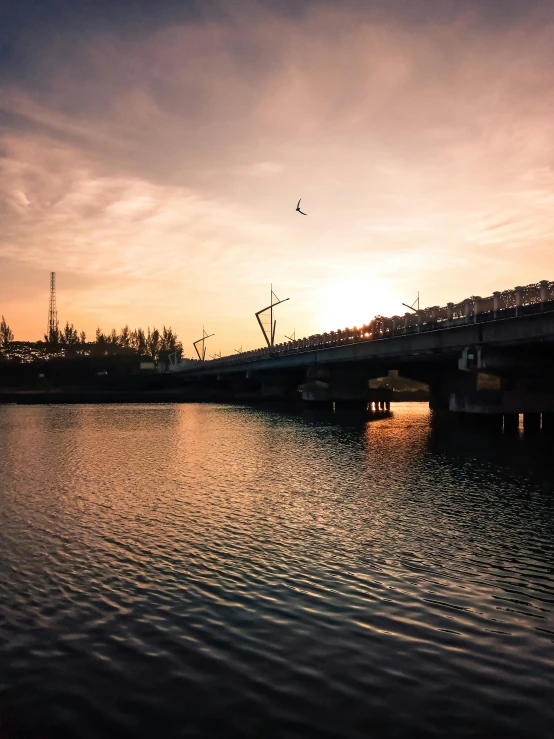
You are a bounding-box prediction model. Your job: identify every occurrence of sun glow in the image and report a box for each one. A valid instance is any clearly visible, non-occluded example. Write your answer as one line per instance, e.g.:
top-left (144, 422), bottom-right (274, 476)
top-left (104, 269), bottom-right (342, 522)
top-left (318, 279), bottom-right (402, 332)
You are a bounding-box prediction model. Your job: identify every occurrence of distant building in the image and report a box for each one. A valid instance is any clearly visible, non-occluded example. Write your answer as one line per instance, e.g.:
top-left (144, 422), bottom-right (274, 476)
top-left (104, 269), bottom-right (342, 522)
top-left (369, 369), bottom-right (428, 392)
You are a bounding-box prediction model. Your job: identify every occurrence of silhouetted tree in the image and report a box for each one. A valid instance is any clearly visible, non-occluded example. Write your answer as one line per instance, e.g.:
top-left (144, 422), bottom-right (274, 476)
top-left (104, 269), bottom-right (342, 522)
top-left (160, 326), bottom-right (182, 354)
top-left (44, 326), bottom-right (61, 345)
top-left (119, 325), bottom-right (131, 348)
top-left (59, 321), bottom-right (79, 345)
top-left (146, 327), bottom-right (161, 360)
top-left (132, 328), bottom-right (147, 355)
top-left (29, 319), bottom-right (180, 362)
top-left (0, 316), bottom-right (14, 349)
top-left (137, 328), bottom-right (147, 355)
top-left (157, 326), bottom-right (183, 365)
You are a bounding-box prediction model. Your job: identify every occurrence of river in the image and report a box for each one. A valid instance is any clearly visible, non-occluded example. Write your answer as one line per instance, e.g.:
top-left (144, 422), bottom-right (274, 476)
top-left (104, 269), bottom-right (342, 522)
top-left (1, 403), bottom-right (553, 738)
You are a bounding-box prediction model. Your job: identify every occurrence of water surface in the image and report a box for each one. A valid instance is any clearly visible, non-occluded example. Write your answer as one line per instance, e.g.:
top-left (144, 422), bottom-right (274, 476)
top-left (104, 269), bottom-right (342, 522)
top-left (1, 403), bottom-right (553, 738)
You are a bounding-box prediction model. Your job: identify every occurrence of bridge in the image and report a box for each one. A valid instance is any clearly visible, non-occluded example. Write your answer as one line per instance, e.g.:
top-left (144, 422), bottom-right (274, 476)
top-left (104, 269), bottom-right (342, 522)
top-left (175, 280), bottom-right (554, 430)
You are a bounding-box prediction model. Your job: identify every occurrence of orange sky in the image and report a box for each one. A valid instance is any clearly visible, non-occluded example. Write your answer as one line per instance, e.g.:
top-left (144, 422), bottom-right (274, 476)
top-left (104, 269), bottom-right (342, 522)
top-left (1, 2), bottom-right (554, 356)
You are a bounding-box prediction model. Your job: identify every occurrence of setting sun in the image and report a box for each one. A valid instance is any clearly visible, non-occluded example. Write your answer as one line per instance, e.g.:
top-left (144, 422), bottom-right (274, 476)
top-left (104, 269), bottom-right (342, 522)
top-left (317, 279), bottom-right (402, 332)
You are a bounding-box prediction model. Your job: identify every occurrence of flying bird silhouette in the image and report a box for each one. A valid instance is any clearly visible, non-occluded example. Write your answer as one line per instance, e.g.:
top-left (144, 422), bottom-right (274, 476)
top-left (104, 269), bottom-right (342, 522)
top-left (296, 199), bottom-right (307, 215)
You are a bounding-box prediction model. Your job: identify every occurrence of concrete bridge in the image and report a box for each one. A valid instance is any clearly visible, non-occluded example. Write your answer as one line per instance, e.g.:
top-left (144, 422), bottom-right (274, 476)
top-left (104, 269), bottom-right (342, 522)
top-left (176, 280), bottom-right (554, 429)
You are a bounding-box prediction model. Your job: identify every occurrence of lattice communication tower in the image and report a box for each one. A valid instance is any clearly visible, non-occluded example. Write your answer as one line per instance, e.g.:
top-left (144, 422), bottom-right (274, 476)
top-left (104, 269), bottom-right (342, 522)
top-left (47, 271), bottom-right (58, 342)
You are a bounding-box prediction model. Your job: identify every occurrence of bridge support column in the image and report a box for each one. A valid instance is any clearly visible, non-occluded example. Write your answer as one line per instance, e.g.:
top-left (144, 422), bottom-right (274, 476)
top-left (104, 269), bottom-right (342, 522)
top-left (456, 412), bottom-right (502, 431)
top-left (503, 414), bottom-right (519, 434)
top-left (464, 298), bottom-right (472, 323)
top-left (366, 396), bottom-right (392, 415)
top-left (476, 414), bottom-right (503, 431)
top-left (541, 413), bottom-right (554, 433)
top-left (306, 399), bottom-right (332, 410)
top-left (473, 296), bottom-right (482, 323)
top-left (488, 414), bottom-right (504, 431)
top-left (523, 413), bottom-right (540, 434)
top-left (259, 371), bottom-right (303, 402)
top-left (540, 280), bottom-right (549, 310)
top-left (515, 286), bottom-right (524, 317)
top-left (493, 291), bottom-right (501, 319)
top-left (334, 400), bottom-right (368, 412)
top-left (429, 375), bottom-right (465, 411)
top-left (325, 366), bottom-right (374, 408)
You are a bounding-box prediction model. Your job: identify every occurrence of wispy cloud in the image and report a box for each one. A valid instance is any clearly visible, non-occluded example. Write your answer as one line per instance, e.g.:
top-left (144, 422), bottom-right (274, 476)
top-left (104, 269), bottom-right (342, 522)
top-left (1, 2), bottom-right (554, 347)
top-left (236, 162), bottom-right (284, 177)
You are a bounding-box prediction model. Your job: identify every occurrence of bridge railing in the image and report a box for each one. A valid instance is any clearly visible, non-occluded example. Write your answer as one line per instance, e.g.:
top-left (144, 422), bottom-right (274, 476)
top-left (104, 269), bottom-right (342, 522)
top-left (206, 280), bottom-right (554, 367)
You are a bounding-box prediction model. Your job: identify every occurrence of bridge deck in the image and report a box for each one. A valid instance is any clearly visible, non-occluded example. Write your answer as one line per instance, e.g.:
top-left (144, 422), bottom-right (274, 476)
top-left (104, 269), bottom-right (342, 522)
top-left (184, 309), bottom-right (554, 377)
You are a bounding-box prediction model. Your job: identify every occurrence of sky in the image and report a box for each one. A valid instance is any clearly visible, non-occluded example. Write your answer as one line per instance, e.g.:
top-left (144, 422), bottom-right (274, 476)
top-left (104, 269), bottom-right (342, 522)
top-left (1, 0), bottom-right (554, 355)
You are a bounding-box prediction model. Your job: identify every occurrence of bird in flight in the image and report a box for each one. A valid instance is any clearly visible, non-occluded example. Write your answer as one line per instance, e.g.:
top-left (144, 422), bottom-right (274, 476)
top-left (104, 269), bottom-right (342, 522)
top-left (296, 199), bottom-right (307, 215)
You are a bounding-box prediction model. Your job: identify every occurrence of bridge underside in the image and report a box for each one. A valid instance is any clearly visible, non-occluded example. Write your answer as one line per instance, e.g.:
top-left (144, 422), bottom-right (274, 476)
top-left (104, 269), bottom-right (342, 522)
top-left (175, 311), bottom-right (554, 427)
top-left (185, 366), bottom-right (393, 412)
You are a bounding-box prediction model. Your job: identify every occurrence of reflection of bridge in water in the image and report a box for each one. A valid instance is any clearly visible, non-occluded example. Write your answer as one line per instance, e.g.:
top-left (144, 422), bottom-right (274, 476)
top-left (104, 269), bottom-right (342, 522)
top-left (179, 280), bottom-right (554, 431)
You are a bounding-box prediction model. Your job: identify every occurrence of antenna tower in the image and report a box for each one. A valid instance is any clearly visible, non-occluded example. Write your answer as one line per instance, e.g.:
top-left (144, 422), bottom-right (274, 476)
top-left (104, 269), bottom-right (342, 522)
top-left (47, 272), bottom-right (58, 342)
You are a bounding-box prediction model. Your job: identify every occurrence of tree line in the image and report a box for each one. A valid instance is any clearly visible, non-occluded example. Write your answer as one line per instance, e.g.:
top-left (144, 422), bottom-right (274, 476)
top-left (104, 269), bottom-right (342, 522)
top-left (0, 317), bottom-right (183, 361)
top-left (91, 325), bottom-right (182, 360)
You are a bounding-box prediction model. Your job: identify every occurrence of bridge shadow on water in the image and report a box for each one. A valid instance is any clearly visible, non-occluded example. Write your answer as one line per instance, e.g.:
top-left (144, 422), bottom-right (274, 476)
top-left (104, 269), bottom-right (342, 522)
top-left (233, 400), bottom-right (554, 489)
top-left (236, 400), bottom-right (393, 427)
top-left (428, 410), bottom-right (554, 490)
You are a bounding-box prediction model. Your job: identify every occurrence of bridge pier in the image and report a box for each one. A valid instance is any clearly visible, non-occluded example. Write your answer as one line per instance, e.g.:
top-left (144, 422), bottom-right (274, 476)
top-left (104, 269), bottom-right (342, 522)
top-left (220, 369), bottom-right (305, 403)
top-left (260, 381), bottom-right (294, 400)
top-left (523, 413), bottom-right (541, 434)
top-left (457, 412), bottom-right (503, 431)
top-left (429, 387), bottom-right (449, 411)
top-left (329, 366), bottom-right (371, 402)
top-left (376, 400), bottom-right (391, 411)
top-left (428, 371), bottom-right (472, 412)
top-left (334, 400), bottom-right (368, 412)
top-left (503, 413), bottom-right (519, 434)
top-left (541, 413), bottom-right (554, 433)
top-left (485, 414), bottom-right (503, 431)
top-left (448, 386), bottom-right (554, 435)
top-left (299, 365), bottom-right (393, 413)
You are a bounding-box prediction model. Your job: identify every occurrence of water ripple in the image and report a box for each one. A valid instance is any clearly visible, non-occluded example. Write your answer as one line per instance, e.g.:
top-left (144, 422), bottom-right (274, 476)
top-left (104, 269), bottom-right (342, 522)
top-left (1, 403), bottom-right (553, 738)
